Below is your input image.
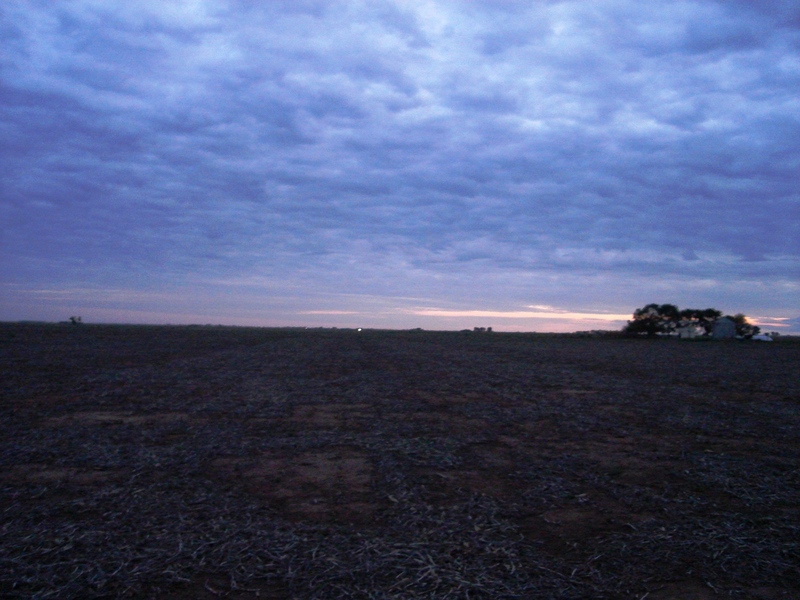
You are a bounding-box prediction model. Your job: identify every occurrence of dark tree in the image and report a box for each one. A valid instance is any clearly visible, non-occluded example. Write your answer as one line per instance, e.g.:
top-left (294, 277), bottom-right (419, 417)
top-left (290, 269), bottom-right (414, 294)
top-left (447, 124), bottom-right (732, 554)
top-left (679, 308), bottom-right (722, 334)
top-left (624, 304), bottom-right (759, 339)
top-left (732, 313), bottom-right (760, 338)
top-left (623, 303), bottom-right (680, 336)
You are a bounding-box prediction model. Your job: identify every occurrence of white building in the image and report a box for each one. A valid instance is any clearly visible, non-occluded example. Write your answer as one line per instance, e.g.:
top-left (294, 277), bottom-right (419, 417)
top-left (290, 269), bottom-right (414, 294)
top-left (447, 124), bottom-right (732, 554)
top-left (712, 316), bottom-right (736, 339)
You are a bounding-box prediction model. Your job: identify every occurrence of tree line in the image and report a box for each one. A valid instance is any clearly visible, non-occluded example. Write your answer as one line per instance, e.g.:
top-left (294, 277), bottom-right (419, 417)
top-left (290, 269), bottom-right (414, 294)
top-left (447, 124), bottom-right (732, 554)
top-left (623, 303), bottom-right (760, 337)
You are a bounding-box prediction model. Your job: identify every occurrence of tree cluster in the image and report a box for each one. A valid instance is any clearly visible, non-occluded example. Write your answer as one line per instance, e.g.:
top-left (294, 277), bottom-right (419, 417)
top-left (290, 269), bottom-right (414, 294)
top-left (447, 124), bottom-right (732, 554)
top-left (622, 303), bottom-right (760, 338)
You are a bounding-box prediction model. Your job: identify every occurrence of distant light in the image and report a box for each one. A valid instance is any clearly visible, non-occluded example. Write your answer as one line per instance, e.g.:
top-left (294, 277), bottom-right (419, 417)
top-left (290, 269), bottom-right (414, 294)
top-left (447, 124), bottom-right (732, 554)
top-left (357, 328), bottom-right (362, 332)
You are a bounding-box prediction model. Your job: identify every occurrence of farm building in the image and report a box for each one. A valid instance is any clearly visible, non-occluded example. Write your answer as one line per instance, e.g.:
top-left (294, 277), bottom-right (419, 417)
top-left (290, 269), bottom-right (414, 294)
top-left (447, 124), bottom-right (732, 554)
top-left (712, 316), bottom-right (736, 339)
top-left (677, 324), bottom-right (700, 339)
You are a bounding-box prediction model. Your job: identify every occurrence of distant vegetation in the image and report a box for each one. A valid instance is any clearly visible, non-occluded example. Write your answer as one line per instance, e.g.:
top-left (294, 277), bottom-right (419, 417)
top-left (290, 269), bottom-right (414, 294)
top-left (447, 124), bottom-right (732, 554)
top-left (623, 303), bottom-right (760, 338)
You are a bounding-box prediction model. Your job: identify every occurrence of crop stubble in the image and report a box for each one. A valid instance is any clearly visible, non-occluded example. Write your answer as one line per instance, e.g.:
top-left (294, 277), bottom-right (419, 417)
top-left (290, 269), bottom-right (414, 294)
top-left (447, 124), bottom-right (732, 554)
top-left (1, 323), bottom-right (799, 598)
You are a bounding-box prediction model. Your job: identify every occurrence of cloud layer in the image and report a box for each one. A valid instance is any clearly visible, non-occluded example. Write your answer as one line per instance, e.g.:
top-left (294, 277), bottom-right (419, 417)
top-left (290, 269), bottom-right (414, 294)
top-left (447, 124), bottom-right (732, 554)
top-left (1, 1), bottom-right (798, 330)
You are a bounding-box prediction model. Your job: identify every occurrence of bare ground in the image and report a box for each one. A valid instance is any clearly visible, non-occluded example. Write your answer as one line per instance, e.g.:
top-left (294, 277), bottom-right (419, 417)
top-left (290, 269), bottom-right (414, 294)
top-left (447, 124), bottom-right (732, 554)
top-left (1, 323), bottom-right (798, 599)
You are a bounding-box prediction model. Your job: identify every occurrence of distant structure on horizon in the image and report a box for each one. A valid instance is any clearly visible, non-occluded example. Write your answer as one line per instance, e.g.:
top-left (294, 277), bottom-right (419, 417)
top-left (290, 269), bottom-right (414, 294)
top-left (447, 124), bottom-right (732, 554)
top-left (712, 316), bottom-right (736, 339)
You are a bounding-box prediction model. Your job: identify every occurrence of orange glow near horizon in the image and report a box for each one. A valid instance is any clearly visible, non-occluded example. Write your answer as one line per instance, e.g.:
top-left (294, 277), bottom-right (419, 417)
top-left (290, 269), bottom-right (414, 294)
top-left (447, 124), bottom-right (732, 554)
top-left (408, 309), bottom-right (632, 321)
top-left (299, 310), bottom-right (361, 315)
top-left (750, 316), bottom-right (791, 328)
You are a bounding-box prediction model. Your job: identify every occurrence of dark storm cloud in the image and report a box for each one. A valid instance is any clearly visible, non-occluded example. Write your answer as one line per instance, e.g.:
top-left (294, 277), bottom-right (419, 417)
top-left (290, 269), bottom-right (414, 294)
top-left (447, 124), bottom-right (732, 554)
top-left (1, 0), bottom-right (798, 327)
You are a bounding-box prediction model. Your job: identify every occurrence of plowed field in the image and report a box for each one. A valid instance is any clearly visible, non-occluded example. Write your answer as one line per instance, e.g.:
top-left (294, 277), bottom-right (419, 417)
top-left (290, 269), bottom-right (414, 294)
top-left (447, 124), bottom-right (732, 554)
top-left (2, 323), bottom-right (798, 598)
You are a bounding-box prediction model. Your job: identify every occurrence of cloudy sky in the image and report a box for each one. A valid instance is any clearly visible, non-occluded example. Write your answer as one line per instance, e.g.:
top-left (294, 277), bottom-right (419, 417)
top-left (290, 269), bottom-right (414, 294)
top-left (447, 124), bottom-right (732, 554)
top-left (2, 1), bottom-right (798, 332)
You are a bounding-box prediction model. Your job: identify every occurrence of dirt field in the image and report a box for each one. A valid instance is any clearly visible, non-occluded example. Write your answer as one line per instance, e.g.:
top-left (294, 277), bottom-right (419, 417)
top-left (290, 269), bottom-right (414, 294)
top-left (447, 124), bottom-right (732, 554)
top-left (1, 323), bottom-right (798, 599)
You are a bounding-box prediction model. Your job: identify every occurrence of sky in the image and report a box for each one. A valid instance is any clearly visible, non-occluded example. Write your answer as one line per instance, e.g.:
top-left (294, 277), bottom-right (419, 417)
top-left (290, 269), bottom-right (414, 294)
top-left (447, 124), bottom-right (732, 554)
top-left (1, 0), bottom-right (798, 333)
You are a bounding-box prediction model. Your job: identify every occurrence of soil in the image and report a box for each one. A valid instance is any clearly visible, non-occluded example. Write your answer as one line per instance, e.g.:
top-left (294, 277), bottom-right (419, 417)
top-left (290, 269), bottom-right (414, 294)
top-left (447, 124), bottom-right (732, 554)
top-left (1, 323), bottom-right (798, 598)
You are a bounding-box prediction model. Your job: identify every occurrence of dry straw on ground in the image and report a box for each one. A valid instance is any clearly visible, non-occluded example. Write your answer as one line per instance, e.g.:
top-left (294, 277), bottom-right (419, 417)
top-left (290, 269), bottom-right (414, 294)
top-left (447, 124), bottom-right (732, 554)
top-left (1, 323), bottom-right (798, 598)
